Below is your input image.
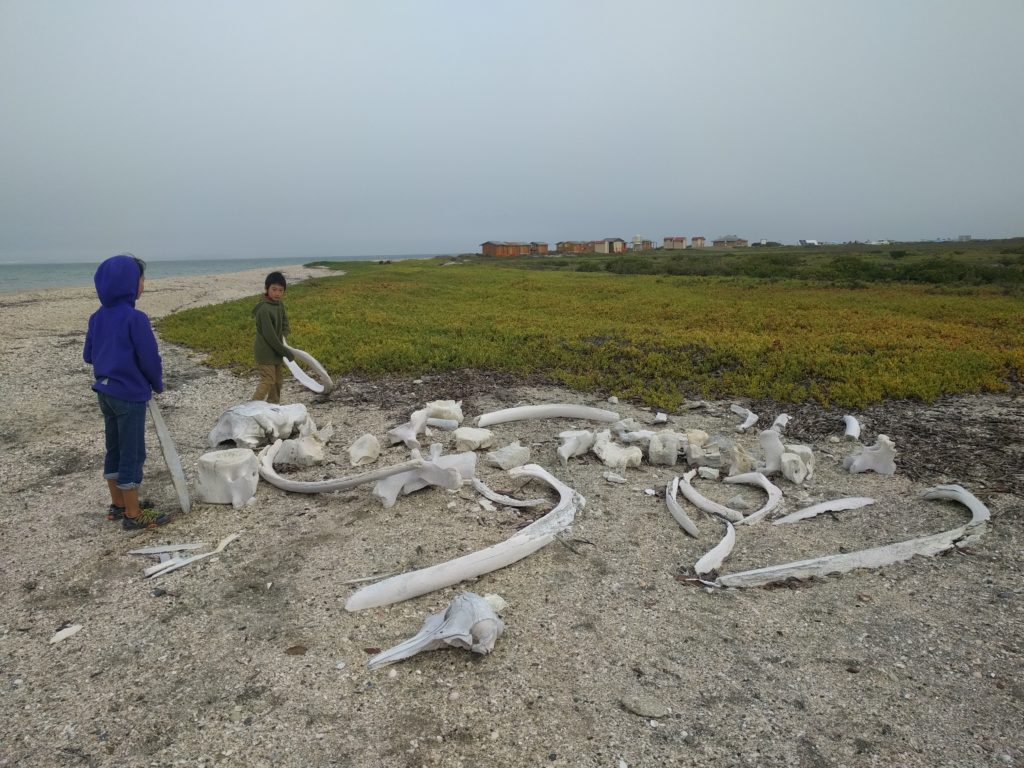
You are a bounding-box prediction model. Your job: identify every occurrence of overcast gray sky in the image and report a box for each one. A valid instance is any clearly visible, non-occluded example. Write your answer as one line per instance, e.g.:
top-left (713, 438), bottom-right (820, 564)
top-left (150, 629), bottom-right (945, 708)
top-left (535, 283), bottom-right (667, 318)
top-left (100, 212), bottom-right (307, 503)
top-left (2, 1), bottom-right (1022, 262)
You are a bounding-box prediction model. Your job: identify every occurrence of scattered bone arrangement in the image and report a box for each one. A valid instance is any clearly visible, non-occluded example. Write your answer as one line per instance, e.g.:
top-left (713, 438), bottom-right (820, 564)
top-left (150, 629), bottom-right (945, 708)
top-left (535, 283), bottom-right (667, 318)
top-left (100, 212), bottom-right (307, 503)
top-left (185, 395), bottom-right (990, 668)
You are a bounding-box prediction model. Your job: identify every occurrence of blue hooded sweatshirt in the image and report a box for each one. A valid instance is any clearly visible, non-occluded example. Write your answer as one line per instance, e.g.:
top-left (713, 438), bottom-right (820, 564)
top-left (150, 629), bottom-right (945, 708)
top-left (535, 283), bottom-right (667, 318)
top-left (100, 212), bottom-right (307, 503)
top-left (83, 255), bottom-right (163, 401)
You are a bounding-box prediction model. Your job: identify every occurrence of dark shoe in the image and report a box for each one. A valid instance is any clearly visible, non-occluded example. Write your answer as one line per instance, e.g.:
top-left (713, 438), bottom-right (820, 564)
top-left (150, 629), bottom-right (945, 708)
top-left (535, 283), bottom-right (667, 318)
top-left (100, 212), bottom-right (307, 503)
top-left (122, 507), bottom-right (170, 530)
top-left (106, 499), bottom-right (152, 521)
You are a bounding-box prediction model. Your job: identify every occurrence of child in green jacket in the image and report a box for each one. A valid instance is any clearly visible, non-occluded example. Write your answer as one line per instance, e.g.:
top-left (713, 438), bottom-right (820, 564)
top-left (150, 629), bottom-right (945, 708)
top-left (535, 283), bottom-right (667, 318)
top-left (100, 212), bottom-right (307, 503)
top-left (252, 271), bottom-right (290, 404)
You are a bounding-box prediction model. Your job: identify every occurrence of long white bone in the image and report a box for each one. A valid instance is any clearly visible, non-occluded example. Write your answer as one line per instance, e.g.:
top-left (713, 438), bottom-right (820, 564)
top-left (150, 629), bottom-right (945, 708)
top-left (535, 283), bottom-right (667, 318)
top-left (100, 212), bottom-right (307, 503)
top-left (477, 404), bottom-right (620, 428)
top-left (694, 520), bottom-right (736, 577)
top-left (773, 497), bottom-right (876, 525)
top-left (730, 404), bottom-right (758, 432)
top-left (145, 532), bottom-right (242, 578)
top-left (843, 414), bottom-right (861, 441)
top-left (345, 464), bottom-right (583, 611)
top-left (283, 338), bottom-right (334, 394)
top-left (367, 592), bottom-right (504, 669)
top-left (717, 484), bottom-right (988, 588)
top-left (665, 476), bottom-right (700, 538)
top-left (258, 439), bottom-right (425, 493)
top-left (472, 478), bottom-right (548, 508)
top-left (677, 469), bottom-right (743, 522)
top-left (725, 472), bottom-right (783, 525)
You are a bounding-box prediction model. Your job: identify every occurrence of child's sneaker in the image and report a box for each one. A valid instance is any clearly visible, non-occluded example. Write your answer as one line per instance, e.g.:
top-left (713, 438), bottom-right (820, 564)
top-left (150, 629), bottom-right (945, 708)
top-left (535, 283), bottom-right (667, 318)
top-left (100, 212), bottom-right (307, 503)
top-left (122, 507), bottom-right (170, 530)
top-left (106, 504), bottom-right (125, 521)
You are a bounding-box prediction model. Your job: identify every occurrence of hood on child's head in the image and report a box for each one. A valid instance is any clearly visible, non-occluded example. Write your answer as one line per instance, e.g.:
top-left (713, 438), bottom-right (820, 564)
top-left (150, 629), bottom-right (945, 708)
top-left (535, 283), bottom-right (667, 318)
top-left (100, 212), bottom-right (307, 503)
top-left (94, 254), bottom-right (143, 307)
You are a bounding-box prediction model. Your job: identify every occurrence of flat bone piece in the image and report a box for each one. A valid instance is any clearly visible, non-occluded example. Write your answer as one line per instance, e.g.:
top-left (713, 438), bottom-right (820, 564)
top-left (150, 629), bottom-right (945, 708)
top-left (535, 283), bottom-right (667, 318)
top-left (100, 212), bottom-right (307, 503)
top-left (843, 415), bottom-right (861, 441)
top-left (348, 434), bottom-right (381, 467)
top-left (773, 497), bottom-right (876, 525)
top-left (345, 464), bottom-right (584, 611)
top-left (724, 472), bottom-right (783, 525)
top-left (557, 430), bottom-right (595, 467)
top-left (730, 404), bottom-right (758, 432)
top-left (477, 404), bottom-right (620, 428)
top-left (258, 440), bottom-right (425, 493)
top-left (717, 484), bottom-right (988, 588)
top-left (695, 520), bottom-right (736, 576)
top-left (665, 476), bottom-right (700, 538)
top-left (677, 470), bottom-right (743, 523)
top-left (145, 532), bottom-right (242, 578)
top-left (50, 624), bottom-right (83, 644)
top-left (843, 434), bottom-right (896, 475)
top-left (367, 592), bottom-right (504, 669)
top-left (128, 543), bottom-right (207, 555)
top-left (472, 478), bottom-right (548, 508)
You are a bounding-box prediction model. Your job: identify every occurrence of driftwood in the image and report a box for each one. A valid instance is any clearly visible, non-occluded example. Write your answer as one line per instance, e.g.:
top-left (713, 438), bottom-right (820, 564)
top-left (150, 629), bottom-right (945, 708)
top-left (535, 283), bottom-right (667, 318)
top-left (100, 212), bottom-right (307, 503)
top-left (717, 485), bottom-right (989, 588)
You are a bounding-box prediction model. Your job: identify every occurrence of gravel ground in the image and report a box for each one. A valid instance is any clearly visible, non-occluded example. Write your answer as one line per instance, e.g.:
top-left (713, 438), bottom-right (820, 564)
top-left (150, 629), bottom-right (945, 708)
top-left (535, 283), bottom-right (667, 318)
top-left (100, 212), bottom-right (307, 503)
top-left (0, 267), bottom-right (1021, 768)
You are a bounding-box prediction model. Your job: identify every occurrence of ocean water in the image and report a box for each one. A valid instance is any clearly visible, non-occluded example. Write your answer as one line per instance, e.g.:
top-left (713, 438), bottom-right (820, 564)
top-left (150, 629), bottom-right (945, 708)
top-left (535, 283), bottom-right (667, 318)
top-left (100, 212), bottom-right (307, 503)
top-left (0, 255), bottom-right (425, 294)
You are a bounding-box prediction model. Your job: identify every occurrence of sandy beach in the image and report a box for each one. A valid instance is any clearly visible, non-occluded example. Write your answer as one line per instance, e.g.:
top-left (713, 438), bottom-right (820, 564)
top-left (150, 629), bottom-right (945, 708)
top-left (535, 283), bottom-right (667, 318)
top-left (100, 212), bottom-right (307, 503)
top-left (0, 266), bottom-right (1021, 768)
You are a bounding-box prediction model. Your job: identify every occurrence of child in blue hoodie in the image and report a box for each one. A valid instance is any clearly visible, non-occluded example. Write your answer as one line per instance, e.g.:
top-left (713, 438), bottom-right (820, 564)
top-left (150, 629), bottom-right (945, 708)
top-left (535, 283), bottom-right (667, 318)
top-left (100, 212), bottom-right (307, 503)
top-left (83, 254), bottom-right (169, 530)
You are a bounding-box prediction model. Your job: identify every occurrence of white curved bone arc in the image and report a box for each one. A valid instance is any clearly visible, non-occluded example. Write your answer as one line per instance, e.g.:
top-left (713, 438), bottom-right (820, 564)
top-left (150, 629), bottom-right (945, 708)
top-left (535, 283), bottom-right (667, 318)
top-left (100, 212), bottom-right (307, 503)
top-left (346, 464), bottom-right (583, 611)
top-left (694, 520), bottom-right (735, 576)
top-left (717, 484), bottom-right (989, 588)
top-left (677, 470), bottom-right (744, 523)
top-left (773, 497), bottom-right (876, 525)
top-left (283, 339), bottom-right (334, 394)
top-left (843, 414), bottom-right (861, 441)
top-left (258, 440), bottom-right (424, 493)
top-left (730, 404), bottom-right (758, 432)
top-left (471, 478), bottom-right (548, 508)
top-left (476, 404), bottom-right (620, 428)
top-left (665, 476), bottom-right (700, 538)
top-left (725, 472), bottom-right (783, 525)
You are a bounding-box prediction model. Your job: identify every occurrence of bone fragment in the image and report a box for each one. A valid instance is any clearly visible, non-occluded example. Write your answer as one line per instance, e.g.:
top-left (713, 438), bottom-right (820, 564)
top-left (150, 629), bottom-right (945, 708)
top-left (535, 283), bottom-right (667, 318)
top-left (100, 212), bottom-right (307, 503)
top-left (843, 434), bottom-right (896, 475)
top-left (697, 467), bottom-right (720, 480)
top-left (258, 440), bottom-right (426, 493)
top-left (665, 476), bottom-right (700, 538)
top-left (425, 400), bottom-right (464, 423)
top-left (50, 624), bottom-right (83, 644)
top-left (387, 408), bottom-right (429, 449)
top-left (485, 441), bottom-right (531, 470)
top-left (129, 543), bottom-right (207, 555)
top-left (472, 477), bottom-right (548, 508)
top-left (373, 447), bottom-right (475, 508)
top-left (781, 444), bottom-right (815, 485)
top-left (454, 427), bottom-right (496, 452)
top-left (727, 445), bottom-right (759, 476)
top-left (677, 470), bottom-right (743, 522)
top-left (843, 415), bottom-right (861, 441)
top-left (730, 404), bottom-right (758, 433)
top-left (282, 338), bottom-right (334, 394)
top-left (208, 402), bottom-right (317, 449)
top-left (648, 432), bottom-right (681, 466)
top-left (477, 404), bottom-right (620, 428)
top-left (592, 431), bottom-right (643, 470)
top-left (346, 464), bottom-right (583, 610)
top-left (348, 434), bottom-right (381, 467)
top-left (717, 484), bottom-right (988, 588)
top-left (145, 533), bottom-right (242, 578)
top-left (195, 448), bottom-right (260, 509)
top-left (773, 497), bottom-right (876, 525)
top-left (275, 434), bottom-right (326, 468)
top-left (694, 520), bottom-right (736, 576)
top-left (426, 418), bottom-right (459, 431)
top-left (603, 471), bottom-right (627, 484)
top-left (367, 592), bottom-right (504, 669)
top-left (557, 430), bottom-right (595, 467)
top-left (653, 412), bottom-right (669, 424)
top-left (771, 414), bottom-right (792, 433)
top-left (758, 429), bottom-right (785, 475)
top-left (724, 472), bottom-right (783, 525)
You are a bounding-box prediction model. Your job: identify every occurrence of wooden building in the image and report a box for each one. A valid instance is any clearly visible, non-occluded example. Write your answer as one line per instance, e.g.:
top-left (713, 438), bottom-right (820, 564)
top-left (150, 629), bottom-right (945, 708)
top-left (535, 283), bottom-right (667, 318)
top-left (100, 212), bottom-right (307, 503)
top-left (663, 236), bottom-right (688, 250)
top-left (711, 235), bottom-right (748, 248)
top-left (593, 238), bottom-right (627, 254)
top-left (481, 241), bottom-right (548, 257)
top-left (556, 241), bottom-right (591, 254)
top-left (691, 236), bottom-right (706, 248)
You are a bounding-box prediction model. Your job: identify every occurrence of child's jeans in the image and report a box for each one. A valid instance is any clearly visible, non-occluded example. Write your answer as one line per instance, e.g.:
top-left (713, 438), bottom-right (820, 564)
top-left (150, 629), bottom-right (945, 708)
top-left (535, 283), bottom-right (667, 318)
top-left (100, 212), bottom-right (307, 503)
top-left (97, 392), bottom-right (147, 489)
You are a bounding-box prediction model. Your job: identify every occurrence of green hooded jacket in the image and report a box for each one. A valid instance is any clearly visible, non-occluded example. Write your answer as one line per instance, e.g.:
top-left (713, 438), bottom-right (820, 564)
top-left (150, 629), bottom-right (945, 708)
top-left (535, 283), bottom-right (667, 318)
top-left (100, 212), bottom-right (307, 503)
top-left (252, 297), bottom-right (290, 364)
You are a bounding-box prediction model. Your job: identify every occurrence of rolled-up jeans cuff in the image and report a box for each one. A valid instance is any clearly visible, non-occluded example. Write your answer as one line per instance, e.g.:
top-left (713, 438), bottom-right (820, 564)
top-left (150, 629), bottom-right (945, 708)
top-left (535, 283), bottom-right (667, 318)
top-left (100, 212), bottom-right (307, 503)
top-left (103, 472), bottom-right (119, 481)
top-left (116, 481), bottom-right (140, 490)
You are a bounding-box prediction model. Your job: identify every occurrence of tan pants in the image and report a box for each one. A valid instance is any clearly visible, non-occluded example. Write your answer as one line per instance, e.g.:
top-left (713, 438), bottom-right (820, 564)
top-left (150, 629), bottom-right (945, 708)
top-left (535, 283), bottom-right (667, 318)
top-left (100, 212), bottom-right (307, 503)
top-left (253, 363), bottom-right (284, 404)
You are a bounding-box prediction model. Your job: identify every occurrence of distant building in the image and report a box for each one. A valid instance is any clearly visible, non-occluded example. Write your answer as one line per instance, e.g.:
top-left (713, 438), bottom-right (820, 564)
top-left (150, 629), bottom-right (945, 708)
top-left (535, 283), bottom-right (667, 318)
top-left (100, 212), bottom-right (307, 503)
top-left (691, 236), bottom-right (705, 249)
top-left (530, 242), bottom-right (549, 255)
top-left (480, 241), bottom-right (530, 257)
top-left (663, 236), bottom-right (687, 250)
top-left (712, 235), bottom-right (748, 248)
top-left (798, 239), bottom-right (820, 247)
top-left (593, 238), bottom-right (627, 254)
top-left (632, 234), bottom-right (653, 251)
top-left (556, 241), bottom-right (591, 254)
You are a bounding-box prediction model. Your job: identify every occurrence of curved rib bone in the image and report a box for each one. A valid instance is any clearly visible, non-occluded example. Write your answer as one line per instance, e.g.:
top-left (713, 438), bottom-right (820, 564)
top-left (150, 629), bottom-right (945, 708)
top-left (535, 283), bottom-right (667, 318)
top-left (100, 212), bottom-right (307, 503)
top-left (472, 477), bottom-right (548, 508)
top-left (695, 520), bottom-right (736, 576)
top-left (677, 470), bottom-right (743, 522)
top-left (718, 484), bottom-right (989, 588)
top-left (773, 497), bottom-right (876, 525)
top-left (476, 404), bottom-right (620, 428)
top-left (258, 439), bottom-right (425, 493)
top-left (345, 464), bottom-right (584, 611)
top-left (283, 338), bottom-right (334, 394)
top-left (725, 472), bottom-right (783, 525)
top-left (665, 476), bottom-right (700, 538)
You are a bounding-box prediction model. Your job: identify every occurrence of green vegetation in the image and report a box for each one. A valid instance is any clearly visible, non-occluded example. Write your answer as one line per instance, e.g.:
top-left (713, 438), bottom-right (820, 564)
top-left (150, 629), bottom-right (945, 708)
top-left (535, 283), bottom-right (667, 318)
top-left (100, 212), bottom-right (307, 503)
top-left (157, 244), bottom-right (1024, 409)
